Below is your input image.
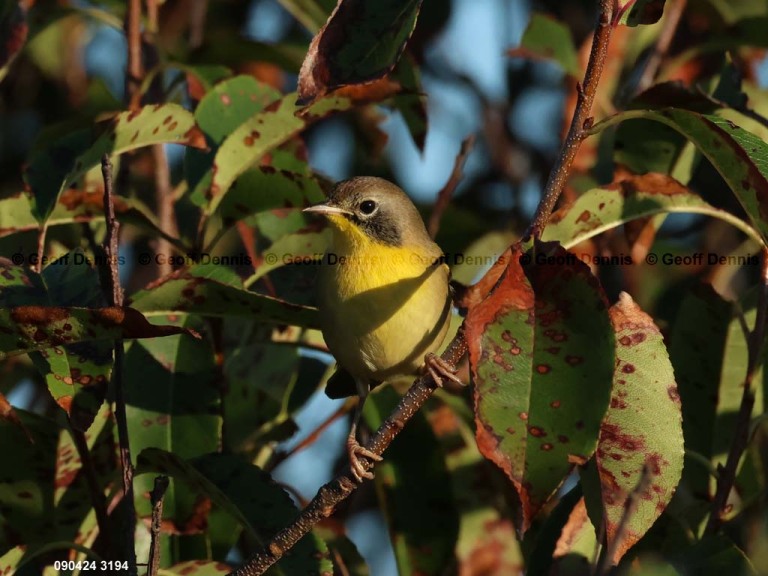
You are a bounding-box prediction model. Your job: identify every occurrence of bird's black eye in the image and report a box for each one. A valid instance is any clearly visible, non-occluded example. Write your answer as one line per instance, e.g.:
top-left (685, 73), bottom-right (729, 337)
top-left (359, 200), bottom-right (377, 215)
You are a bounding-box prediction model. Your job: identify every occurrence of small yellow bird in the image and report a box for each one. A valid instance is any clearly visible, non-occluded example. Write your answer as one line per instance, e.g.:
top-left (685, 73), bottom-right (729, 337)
top-left (304, 177), bottom-right (460, 482)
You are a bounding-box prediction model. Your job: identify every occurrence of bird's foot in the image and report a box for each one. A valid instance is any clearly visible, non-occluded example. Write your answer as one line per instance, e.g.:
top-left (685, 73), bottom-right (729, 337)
top-left (347, 436), bottom-right (382, 483)
top-left (424, 353), bottom-right (463, 387)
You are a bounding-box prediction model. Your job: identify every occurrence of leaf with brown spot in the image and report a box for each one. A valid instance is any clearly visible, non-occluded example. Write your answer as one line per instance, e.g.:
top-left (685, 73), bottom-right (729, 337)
top-left (584, 293), bottom-right (683, 565)
top-left (25, 104), bottom-right (206, 222)
top-left (0, 392), bottom-right (31, 442)
top-left (543, 172), bottom-right (764, 250)
top-left (297, 0), bottom-right (423, 104)
top-left (467, 240), bottom-right (614, 532)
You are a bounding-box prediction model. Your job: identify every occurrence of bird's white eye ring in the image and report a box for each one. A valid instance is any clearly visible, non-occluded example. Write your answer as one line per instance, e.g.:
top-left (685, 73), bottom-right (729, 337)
top-left (359, 200), bottom-right (377, 215)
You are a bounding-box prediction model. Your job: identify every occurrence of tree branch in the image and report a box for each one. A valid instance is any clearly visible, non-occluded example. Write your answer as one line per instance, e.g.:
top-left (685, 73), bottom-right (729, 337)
top-left (525, 0), bottom-right (615, 240)
top-left (101, 155), bottom-right (138, 576)
top-left (228, 328), bottom-right (468, 576)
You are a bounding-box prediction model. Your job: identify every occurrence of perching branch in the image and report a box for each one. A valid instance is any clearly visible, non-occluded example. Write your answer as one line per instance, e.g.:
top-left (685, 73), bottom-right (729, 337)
top-left (428, 134), bottom-right (476, 239)
top-left (101, 154), bottom-right (138, 576)
top-left (228, 328), bottom-right (468, 576)
top-left (526, 0), bottom-right (615, 240)
top-left (705, 247), bottom-right (768, 534)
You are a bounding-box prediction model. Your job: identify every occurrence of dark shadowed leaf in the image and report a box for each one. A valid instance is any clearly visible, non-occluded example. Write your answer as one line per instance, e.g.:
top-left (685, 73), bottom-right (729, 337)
top-left (671, 535), bottom-right (757, 575)
top-left (508, 13), bottom-right (579, 77)
top-left (129, 264), bottom-right (319, 329)
top-left (363, 387), bottom-right (459, 575)
top-left (669, 286), bottom-right (765, 524)
top-left (390, 55), bottom-right (428, 151)
top-left (25, 104), bottom-right (206, 221)
top-left (466, 241), bottom-right (614, 532)
top-left (297, 0), bottom-right (423, 103)
top-left (136, 449), bottom-right (332, 575)
top-left (165, 561), bottom-right (232, 575)
top-left (0, 2), bottom-right (27, 83)
top-left (126, 315), bottom-right (221, 557)
top-left (617, 0), bottom-right (666, 26)
top-left (587, 293), bottom-right (683, 565)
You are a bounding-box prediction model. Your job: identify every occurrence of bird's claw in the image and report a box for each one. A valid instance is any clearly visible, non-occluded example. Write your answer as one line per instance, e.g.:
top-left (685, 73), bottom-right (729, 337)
top-left (425, 353), bottom-right (462, 387)
top-left (347, 436), bottom-right (382, 483)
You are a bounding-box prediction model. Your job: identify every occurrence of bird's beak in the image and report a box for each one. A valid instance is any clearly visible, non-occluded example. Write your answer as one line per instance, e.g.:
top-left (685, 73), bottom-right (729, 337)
top-left (303, 203), bottom-right (352, 216)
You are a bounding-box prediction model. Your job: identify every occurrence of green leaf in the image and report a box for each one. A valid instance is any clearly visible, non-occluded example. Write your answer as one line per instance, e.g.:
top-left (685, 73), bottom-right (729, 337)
top-left (275, 0), bottom-right (329, 33)
top-left (223, 330), bottom-right (301, 453)
top-left (542, 173), bottom-right (765, 249)
top-left (136, 449), bottom-right (332, 576)
top-left (297, 0), bottom-right (423, 102)
top-left (247, 226), bottom-right (328, 283)
top-left (617, 0), bottom-right (666, 27)
top-left (587, 293), bottom-right (683, 565)
top-left (129, 264), bottom-right (320, 329)
top-left (211, 167), bottom-right (325, 234)
top-left (466, 241), bottom-right (614, 532)
top-left (25, 103), bottom-right (206, 222)
top-left (207, 93), bottom-right (352, 215)
top-left (508, 13), bottom-right (580, 77)
top-left (363, 387), bottom-right (459, 575)
top-left (592, 108), bottom-right (768, 245)
top-left (187, 75), bottom-right (283, 207)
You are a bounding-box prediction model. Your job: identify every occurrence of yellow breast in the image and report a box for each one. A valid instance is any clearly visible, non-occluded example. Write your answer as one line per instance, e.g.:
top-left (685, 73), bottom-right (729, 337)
top-left (317, 219), bottom-right (451, 382)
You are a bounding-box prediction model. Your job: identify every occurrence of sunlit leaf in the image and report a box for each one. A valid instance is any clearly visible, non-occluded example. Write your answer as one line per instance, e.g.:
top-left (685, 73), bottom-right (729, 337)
top-left (587, 293), bottom-right (684, 565)
top-left (466, 241), bottom-right (614, 532)
top-left (25, 104), bottom-right (206, 221)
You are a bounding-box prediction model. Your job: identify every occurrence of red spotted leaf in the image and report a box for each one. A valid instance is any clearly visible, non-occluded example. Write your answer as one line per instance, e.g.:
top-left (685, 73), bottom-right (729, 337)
top-left (467, 240), bottom-right (614, 532)
top-left (297, 0), bottom-right (423, 103)
top-left (589, 293), bottom-right (683, 565)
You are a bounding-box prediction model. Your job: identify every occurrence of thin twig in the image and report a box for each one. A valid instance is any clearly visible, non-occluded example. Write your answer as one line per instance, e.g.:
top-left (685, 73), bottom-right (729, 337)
top-left (71, 428), bottom-right (112, 555)
top-left (227, 328), bottom-right (468, 576)
top-left (101, 155), bottom-right (138, 576)
top-left (525, 0), bottom-right (615, 240)
top-left (125, 0), bottom-right (143, 109)
top-left (267, 400), bottom-right (354, 472)
top-left (147, 475), bottom-right (169, 576)
top-left (594, 464), bottom-right (653, 575)
top-left (705, 248), bottom-right (768, 534)
top-left (428, 134), bottom-right (476, 239)
top-left (633, 0), bottom-right (687, 96)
